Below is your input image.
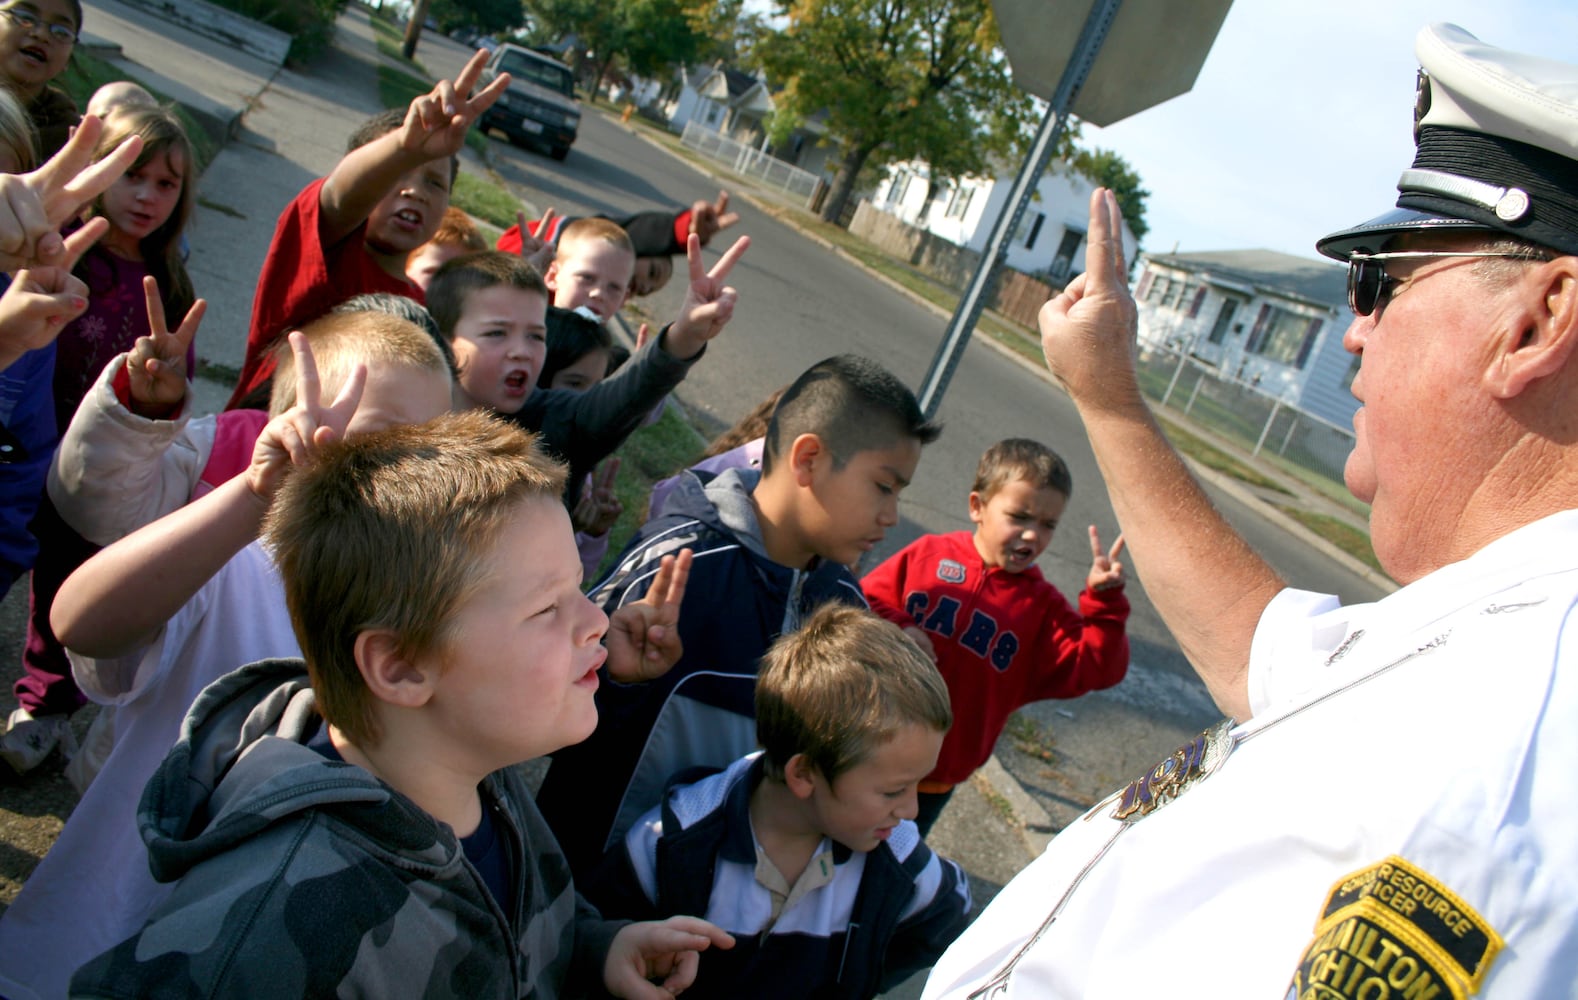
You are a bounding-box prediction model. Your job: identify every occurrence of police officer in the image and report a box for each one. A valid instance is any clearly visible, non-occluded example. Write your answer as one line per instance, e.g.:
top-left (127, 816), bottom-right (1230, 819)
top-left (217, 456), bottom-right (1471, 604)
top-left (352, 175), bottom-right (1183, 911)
top-left (923, 23), bottom-right (1578, 999)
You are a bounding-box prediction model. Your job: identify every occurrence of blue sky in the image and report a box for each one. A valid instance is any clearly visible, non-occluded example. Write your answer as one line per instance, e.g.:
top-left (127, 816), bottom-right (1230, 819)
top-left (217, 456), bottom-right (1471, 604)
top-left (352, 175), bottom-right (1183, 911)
top-left (1076, 1), bottom-right (1578, 261)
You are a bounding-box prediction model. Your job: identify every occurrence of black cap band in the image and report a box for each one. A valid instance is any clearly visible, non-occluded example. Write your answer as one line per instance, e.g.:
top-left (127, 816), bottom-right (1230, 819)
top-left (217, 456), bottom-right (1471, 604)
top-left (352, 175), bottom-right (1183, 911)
top-left (1397, 125), bottom-right (1578, 255)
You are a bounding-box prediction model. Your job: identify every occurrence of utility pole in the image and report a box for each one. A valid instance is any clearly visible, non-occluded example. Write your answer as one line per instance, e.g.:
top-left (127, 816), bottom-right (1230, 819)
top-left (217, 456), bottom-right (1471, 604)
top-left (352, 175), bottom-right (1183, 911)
top-left (402, 0), bottom-right (432, 60)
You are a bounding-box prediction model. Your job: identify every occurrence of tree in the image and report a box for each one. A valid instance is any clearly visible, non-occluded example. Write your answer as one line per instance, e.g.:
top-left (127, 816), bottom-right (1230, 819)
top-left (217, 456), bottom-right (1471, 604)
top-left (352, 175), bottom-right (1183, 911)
top-left (430, 0), bottom-right (528, 36)
top-left (529, 0), bottom-right (723, 95)
top-left (1069, 146), bottom-right (1149, 246)
top-left (758, 0), bottom-right (1037, 223)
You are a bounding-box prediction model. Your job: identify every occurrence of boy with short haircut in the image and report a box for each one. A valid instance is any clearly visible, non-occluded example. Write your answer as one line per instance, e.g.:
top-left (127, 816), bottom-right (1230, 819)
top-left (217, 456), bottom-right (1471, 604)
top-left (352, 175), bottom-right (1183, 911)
top-left (425, 248), bottom-right (549, 414)
top-left (546, 216), bottom-right (636, 320)
top-left (0, 314), bottom-right (456, 1000)
top-left (537, 354), bottom-right (942, 876)
top-left (586, 603), bottom-right (971, 999)
top-left (227, 50), bottom-right (507, 408)
top-left (862, 438), bottom-right (1130, 834)
top-left (68, 409), bottom-right (731, 998)
top-left (427, 235), bottom-right (749, 508)
top-left (405, 204), bottom-right (487, 290)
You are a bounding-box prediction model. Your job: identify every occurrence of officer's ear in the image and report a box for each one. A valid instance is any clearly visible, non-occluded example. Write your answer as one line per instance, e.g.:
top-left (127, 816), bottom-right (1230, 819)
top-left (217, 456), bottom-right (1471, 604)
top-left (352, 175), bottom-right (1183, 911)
top-left (1487, 255), bottom-right (1578, 399)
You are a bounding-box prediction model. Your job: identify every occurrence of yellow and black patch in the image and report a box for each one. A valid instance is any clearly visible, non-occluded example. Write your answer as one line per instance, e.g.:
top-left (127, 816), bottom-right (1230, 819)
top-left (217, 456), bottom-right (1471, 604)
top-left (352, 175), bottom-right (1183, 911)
top-left (1286, 856), bottom-right (1503, 999)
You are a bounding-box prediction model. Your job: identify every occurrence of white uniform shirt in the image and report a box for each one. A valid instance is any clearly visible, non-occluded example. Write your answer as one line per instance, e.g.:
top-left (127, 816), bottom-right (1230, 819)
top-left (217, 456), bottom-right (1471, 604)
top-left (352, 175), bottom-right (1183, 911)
top-left (923, 511), bottom-right (1578, 999)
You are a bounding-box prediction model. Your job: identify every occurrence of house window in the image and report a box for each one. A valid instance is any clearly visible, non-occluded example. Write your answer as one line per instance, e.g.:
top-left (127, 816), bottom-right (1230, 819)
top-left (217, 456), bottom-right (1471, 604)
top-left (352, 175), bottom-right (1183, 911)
top-left (1161, 280), bottom-right (1182, 309)
top-left (1207, 299), bottom-right (1238, 343)
top-left (1246, 305), bottom-right (1322, 369)
top-left (1149, 275), bottom-right (1171, 304)
top-left (1050, 227), bottom-right (1083, 278)
top-left (896, 173), bottom-right (913, 205)
top-left (1173, 284), bottom-right (1195, 312)
top-left (945, 186), bottom-right (973, 220)
top-left (1016, 212), bottom-right (1045, 250)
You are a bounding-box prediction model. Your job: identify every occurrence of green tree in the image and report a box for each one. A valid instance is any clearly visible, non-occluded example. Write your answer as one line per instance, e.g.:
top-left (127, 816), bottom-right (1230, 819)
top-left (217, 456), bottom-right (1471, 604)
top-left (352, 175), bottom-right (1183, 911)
top-left (430, 0), bottom-right (528, 35)
top-left (758, 0), bottom-right (1037, 223)
top-left (1069, 146), bottom-right (1149, 246)
top-left (528, 0), bottom-right (723, 93)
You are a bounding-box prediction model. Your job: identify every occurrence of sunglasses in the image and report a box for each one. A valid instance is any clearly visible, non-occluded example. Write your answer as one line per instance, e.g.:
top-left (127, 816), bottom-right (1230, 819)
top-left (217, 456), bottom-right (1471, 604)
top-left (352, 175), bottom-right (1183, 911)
top-left (1346, 248), bottom-right (1552, 316)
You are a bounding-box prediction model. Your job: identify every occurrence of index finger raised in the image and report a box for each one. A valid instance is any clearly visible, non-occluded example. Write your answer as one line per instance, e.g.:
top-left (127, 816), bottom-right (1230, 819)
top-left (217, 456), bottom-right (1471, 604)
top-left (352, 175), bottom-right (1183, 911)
top-left (287, 330), bottom-right (322, 412)
top-left (57, 215), bottom-right (109, 271)
top-left (596, 455), bottom-right (621, 490)
top-left (54, 133), bottom-right (143, 219)
top-left (1108, 532), bottom-right (1126, 562)
top-left (1081, 188), bottom-right (1123, 292)
top-left (705, 235), bottom-right (750, 282)
top-left (452, 47), bottom-right (489, 100)
top-left (658, 548), bottom-right (692, 609)
top-left (142, 275), bottom-right (167, 337)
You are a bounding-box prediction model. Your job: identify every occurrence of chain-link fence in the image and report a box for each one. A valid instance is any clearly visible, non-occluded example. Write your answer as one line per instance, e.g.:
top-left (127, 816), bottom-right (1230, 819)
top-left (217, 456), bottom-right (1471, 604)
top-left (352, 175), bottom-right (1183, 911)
top-left (1135, 344), bottom-right (1357, 492)
top-left (680, 121), bottom-right (823, 207)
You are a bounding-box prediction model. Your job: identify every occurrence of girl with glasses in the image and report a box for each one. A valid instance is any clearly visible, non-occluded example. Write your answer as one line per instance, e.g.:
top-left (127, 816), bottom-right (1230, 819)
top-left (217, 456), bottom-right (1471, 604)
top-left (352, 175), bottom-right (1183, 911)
top-left (0, 0), bottom-right (80, 158)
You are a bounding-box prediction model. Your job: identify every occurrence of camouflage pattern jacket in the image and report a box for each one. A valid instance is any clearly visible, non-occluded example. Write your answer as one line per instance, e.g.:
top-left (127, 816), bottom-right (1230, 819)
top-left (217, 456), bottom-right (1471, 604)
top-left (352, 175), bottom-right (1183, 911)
top-left (70, 659), bottom-right (623, 999)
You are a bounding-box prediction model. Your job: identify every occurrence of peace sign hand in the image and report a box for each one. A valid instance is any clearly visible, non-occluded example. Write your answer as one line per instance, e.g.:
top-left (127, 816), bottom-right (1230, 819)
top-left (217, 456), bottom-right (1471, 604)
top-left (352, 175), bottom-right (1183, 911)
top-left (1038, 188), bottom-right (1141, 410)
top-left (0, 115), bottom-right (142, 272)
top-left (399, 49), bottom-right (510, 161)
top-left (513, 206), bottom-right (557, 274)
top-left (0, 218), bottom-right (99, 369)
top-left (667, 234), bottom-right (750, 358)
top-left (245, 331), bottom-right (365, 502)
top-left (605, 549), bottom-right (692, 683)
top-left (688, 190), bottom-right (740, 246)
top-left (1086, 525), bottom-right (1126, 592)
top-left (126, 275), bottom-right (206, 416)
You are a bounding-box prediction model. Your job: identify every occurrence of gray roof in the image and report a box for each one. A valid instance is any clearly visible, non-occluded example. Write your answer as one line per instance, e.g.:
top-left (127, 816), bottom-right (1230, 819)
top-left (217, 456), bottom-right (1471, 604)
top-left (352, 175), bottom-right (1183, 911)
top-left (1142, 249), bottom-right (1346, 309)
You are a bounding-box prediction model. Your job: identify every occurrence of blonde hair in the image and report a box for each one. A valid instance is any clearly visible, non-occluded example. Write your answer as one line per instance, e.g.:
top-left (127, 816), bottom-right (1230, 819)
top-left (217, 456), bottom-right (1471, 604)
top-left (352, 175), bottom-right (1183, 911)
top-left (756, 603), bottom-right (951, 782)
top-left (0, 86), bottom-right (37, 172)
top-left (558, 216), bottom-right (634, 258)
top-left (267, 309), bottom-right (451, 417)
top-left (264, 410), bottom-right (568, 748)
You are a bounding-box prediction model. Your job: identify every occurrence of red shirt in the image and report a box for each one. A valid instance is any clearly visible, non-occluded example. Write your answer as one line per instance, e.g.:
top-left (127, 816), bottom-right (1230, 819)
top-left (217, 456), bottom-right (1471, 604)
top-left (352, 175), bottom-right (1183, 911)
top-left (227, 178), bottom-right (422, 409)
top-left (862, 531), bottom-right (1131, 786)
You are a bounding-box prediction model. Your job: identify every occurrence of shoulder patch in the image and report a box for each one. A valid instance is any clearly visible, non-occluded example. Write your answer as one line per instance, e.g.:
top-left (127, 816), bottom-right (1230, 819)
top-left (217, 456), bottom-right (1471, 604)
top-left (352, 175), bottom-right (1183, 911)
top-left (1285, 855), bottom-right (1503, 999)
top-left (937, 559), bottom-right (967, 584)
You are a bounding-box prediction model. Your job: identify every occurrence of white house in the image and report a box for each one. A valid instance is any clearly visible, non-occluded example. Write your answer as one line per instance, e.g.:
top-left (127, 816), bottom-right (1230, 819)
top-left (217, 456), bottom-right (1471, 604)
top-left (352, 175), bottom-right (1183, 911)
top-left (661, 64), bottom-right (837, 176)
top-left (869, 161), bottom-right (1138, 283)
top-left (1133, 249), bottom-right (1358, 427)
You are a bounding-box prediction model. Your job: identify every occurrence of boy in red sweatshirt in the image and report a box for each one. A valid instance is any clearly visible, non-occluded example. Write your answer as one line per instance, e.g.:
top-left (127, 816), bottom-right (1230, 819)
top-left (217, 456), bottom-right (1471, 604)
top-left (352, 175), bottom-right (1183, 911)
top-left (861, 438), bottom-right (1129, 833)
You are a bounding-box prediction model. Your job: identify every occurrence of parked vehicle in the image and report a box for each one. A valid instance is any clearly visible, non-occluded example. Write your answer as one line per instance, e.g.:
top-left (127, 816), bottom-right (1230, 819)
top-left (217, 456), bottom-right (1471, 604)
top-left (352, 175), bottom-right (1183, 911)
top-left (477, 44), bottom-right (579, 161)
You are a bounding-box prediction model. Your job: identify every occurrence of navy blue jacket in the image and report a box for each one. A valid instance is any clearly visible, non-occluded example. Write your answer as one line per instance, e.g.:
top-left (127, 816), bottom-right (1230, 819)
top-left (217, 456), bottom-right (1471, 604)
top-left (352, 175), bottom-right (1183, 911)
top-left (583, 754), bottom-right (972, 1000)
top-left (535, 468), bottom-right (867, 877)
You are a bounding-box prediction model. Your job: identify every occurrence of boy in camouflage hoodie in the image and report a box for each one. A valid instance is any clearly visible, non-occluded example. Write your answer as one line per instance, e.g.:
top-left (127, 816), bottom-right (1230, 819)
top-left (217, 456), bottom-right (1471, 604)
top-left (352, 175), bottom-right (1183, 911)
top-left (71, 410), bottom-right (732, 998)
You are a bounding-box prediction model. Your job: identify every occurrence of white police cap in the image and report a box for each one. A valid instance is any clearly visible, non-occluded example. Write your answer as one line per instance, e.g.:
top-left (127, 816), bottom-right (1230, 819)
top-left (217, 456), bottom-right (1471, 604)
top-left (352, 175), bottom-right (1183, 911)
top-left (1317, 24), bottom-right (1578, 261)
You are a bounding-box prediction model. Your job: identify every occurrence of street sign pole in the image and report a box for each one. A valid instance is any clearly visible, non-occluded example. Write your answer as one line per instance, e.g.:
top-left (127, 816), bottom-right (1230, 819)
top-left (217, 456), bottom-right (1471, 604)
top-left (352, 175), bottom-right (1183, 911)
top-left (916, 0), bottom-right (1123, 419)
